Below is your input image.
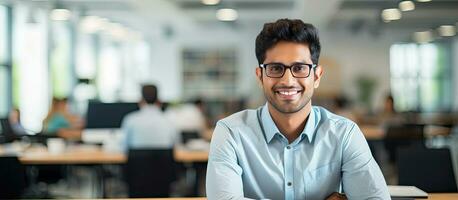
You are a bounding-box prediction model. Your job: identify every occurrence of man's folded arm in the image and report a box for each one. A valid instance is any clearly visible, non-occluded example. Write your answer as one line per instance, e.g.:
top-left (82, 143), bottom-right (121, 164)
top-left (341, 123), bottom-right (390, 199)
top-left (206, 122), bottom-right (254, 200)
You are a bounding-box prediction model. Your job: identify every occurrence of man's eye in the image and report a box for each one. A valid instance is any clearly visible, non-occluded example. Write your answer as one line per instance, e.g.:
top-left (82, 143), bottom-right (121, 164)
top-left (270, 65), bottom-right (283, 72)
top-left (293, 65), bottom-right (306, 71)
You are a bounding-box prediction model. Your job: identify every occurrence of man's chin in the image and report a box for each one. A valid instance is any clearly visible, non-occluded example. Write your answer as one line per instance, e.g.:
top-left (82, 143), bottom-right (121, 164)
top-left (272, 103), bottom-right (303, 114)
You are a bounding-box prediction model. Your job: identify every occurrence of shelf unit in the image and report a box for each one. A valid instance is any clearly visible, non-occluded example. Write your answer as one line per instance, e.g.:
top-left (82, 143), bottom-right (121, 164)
top-left (182, 48), bottom-right (237, 100)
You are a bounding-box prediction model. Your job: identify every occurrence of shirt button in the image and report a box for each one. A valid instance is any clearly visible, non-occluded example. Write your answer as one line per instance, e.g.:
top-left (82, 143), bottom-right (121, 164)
top-left (286, 146), bottom-right (291, 150)
top-left (287, 182), bottom-right (292, 186)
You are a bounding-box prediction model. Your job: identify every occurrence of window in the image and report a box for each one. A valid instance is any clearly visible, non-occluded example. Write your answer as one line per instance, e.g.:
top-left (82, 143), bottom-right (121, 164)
top-left (0, 5), bottom-right (9, 117)
top-left (97, 38), bottom-right (122, 102)
top-left (118, 40), bottom-right (151, 101)
top-left (50, 20), bottom-right (73, 98)
top-left (0, 5), bottom-right (7, 62)
top-left (390, 42), bottom-right (453, 112)
top-left (13, 5), bottom-right (49, 131)
top-left (0, 67), bottom-right (7, 117)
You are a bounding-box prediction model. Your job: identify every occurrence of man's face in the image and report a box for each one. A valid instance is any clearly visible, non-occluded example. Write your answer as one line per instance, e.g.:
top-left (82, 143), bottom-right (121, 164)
top-left (256, 41), bottom-right (323, 114)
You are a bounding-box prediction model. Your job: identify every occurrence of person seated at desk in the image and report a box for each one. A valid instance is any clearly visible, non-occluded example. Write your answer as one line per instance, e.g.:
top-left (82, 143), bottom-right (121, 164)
top-left (42, 97), bottom-right (83, 140)
top-left (121, 84), bottom-right (179, 150)
top-left (8, 108), bottom-right (28, 137)
top-left (206, 19), bottom-right (389, 200)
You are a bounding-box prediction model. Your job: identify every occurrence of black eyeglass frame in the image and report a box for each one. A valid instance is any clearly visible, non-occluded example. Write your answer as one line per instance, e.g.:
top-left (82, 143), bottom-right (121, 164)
top-left (259, 63), bottom-right (317, 78)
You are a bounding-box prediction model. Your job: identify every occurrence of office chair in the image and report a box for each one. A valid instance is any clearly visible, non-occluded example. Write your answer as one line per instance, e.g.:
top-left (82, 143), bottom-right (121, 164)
top-left (124, 149), bottom-right (176, 197)
top-left (181, 131), bottom-right (200, 144)
top-left (0, 118), bottom-right (19, 143)
top-left (397, 147), bottom-right (457, 192)
top-left (384, 124), bottom-right (425, 163)
top-left (0, 156), bottom-right (27, 199)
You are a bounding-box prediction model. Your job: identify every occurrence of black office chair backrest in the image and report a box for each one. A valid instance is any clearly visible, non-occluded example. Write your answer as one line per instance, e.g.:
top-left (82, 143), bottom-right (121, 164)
top-left (0, 156), bottom-right (27, 199)
top-left (124, 149), bottom-right (176, 198)
top-left (0, 118), bottom-right (17, 143)
top-left (181, 131), bottom-right (200, 144)
top-left (397, 147), bottom-right (457, 193)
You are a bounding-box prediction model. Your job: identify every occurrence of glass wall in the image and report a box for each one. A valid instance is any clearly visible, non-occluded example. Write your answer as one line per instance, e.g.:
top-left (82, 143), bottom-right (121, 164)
top-left (0, 5), bottom-right (8, 117)
top-left (97, 38), bottom-right (122, 102)
top-left (2, 2), bottom-right (151, 128)
top-left (50, 20), bottom-right (73, 98)
top-left (390, 42), bottom-right (453, 112)
top-left (13, 5), bottom-right (49, 131)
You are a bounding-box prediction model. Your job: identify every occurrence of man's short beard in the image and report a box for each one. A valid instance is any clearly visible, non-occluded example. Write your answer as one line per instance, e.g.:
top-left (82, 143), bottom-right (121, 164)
top-left (264, 90), bottom-right (311, 114)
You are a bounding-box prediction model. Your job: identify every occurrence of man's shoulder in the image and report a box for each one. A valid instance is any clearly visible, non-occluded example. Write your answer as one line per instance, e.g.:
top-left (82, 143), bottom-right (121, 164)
top-left (313, 106), bottom-right (357, 129)
top-left (121, 110), bottom-right (143, 124)
top-left (218, 107), bottom-right (261, 128)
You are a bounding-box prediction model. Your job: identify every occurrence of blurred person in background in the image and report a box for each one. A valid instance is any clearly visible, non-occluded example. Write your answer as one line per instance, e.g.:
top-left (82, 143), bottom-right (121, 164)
top-left (8, 108), bottom-right (28, 136)
top-left (332, 95), bottom-right (358, 123)
top-left (121, 84), bottom-right (179, 150)
top-left (42, 97), bottom-right (83, 139)
top-left (165, 98), bottom-right (211, 143)
top-left (206, 19), bottom-right (389, 200)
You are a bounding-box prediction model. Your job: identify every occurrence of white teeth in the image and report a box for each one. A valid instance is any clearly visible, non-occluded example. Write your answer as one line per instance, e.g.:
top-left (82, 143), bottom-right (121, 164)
top-left (278, 91), bottom-right (298, 95)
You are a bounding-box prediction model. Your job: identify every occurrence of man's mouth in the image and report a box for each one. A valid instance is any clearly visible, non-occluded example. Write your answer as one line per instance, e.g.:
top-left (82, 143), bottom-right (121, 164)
top-left (274, 89), bottom-right (302, 100)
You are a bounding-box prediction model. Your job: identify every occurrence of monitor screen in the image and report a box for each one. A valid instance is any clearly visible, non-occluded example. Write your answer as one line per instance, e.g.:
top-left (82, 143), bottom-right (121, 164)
top-left (85, 102), bottom-right (139, 129)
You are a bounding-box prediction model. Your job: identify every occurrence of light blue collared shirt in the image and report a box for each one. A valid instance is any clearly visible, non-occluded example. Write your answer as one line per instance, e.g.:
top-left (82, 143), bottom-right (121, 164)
top-left (121, 105), bottom-right (180, 150)
top-left (206, 104), bottom-right (389, 200)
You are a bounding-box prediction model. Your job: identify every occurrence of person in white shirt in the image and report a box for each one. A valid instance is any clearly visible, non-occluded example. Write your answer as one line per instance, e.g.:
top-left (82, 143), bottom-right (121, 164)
top-left (121, 84), bottom-right (179, 150)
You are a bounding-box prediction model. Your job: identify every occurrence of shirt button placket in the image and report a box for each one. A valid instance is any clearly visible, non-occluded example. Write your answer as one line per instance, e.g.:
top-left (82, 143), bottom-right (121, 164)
top-left (284, 145), bottom-right (294, 200)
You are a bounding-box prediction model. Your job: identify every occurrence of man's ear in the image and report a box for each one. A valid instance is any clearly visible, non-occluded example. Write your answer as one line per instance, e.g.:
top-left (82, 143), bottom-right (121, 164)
top-left (313, 65), bottom-right (324, 89)
top-left (255, 67), bottom-right (263, 88)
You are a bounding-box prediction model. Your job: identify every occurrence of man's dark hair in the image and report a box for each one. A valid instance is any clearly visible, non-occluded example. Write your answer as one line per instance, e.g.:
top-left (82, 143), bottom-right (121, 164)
top-left (141, 84), bottom-right (158, 104)
top-left (255, 19), bottom-right (321, 65)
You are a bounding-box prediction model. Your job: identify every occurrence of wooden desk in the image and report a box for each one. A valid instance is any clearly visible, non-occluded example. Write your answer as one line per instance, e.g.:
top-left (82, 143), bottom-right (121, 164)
top-left (421, 193), bottom-right (458, 199)
top-left (360, 125), bottom-right (385, 140)
top-left (104, 198), bottom-right (206, 200)
top-left (173, 145), bottom-right (209, 163)
top-left (1, 144), bottom-right (209, 164)
top-left (18, 146), bottom-right (126, 165)
top-left (98, 193), bottom-right (458, 199)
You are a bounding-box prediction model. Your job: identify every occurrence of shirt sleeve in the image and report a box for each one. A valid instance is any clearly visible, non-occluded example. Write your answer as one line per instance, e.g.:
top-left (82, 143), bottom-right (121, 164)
top-left (120, 116), bottom-right (131, 152)
top-left (341, 123), bottom-right (390, 199)
top-left (206, 121), bottom-right (254, 200)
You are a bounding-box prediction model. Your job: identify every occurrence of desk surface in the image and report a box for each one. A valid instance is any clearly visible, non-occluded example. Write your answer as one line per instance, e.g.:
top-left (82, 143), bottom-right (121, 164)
top-left (174, 145), bottom-right (209, 163)
top-left (100, 193), bottom-right (458, 200)
top-left (360, 125), bottom-right (385, 140)
top-left (422, 193), bottom-right (458, 200)
top-left (19, 146), bottom-right (126, 165)
top-left (0, 144), bottom-right (209, 164)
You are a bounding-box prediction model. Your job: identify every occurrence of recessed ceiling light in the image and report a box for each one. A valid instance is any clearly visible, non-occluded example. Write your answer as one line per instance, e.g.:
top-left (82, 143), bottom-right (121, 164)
top-left (50, 8), bottom-right (71, 21)
top-left (413, 30), bottom-right (433, 43)
top-left (399, 1), bottom-right (415, 11)
top-left (416, 0), bottom-right (431, 2)
top-left (437, 25), bottom-right (456, 37)
top-left (381, 8), bottom-right (402, 21)
top-left (216, 8), bottom-right (238, 21)
top-left (202, 0), bottom-right (220, 5)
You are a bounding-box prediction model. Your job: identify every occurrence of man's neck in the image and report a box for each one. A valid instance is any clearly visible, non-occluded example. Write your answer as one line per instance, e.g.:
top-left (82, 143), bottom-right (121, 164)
top-left (268, 103), bottom-right (312, 143)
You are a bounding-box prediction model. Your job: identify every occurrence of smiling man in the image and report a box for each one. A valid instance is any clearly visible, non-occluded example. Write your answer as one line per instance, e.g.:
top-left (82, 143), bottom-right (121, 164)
top-left (206, 19), bottom-right (390, 200)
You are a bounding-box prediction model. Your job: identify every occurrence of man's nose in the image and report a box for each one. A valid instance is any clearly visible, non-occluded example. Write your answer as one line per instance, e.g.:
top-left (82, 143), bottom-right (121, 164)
top-left (279, 68), bottom-right (296, 84)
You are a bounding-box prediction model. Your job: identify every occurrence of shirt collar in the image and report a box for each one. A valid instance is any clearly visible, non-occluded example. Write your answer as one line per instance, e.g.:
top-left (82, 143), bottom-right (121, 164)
top-left (141, 104), bottom-right (160, 112)
top-left (261, 103), bottom-right (317, 143)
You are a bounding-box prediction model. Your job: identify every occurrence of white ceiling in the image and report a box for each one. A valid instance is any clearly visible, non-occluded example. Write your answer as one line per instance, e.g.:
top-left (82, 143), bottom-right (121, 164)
top-left (2, 0), bottom-right (457, 40)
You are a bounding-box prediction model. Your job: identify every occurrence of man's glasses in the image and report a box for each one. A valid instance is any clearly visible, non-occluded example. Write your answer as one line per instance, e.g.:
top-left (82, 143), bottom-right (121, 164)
top-left (259, 63), bottom-right (317, 78)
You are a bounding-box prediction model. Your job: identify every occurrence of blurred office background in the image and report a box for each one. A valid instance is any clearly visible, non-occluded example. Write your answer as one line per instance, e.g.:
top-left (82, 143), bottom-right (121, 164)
top-left (0, 0), bottom-right (458, 198)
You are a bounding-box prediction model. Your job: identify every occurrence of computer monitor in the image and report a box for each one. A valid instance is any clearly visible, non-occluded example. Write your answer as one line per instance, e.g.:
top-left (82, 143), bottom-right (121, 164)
top-left (85, 102), bottom-right (139, 129)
